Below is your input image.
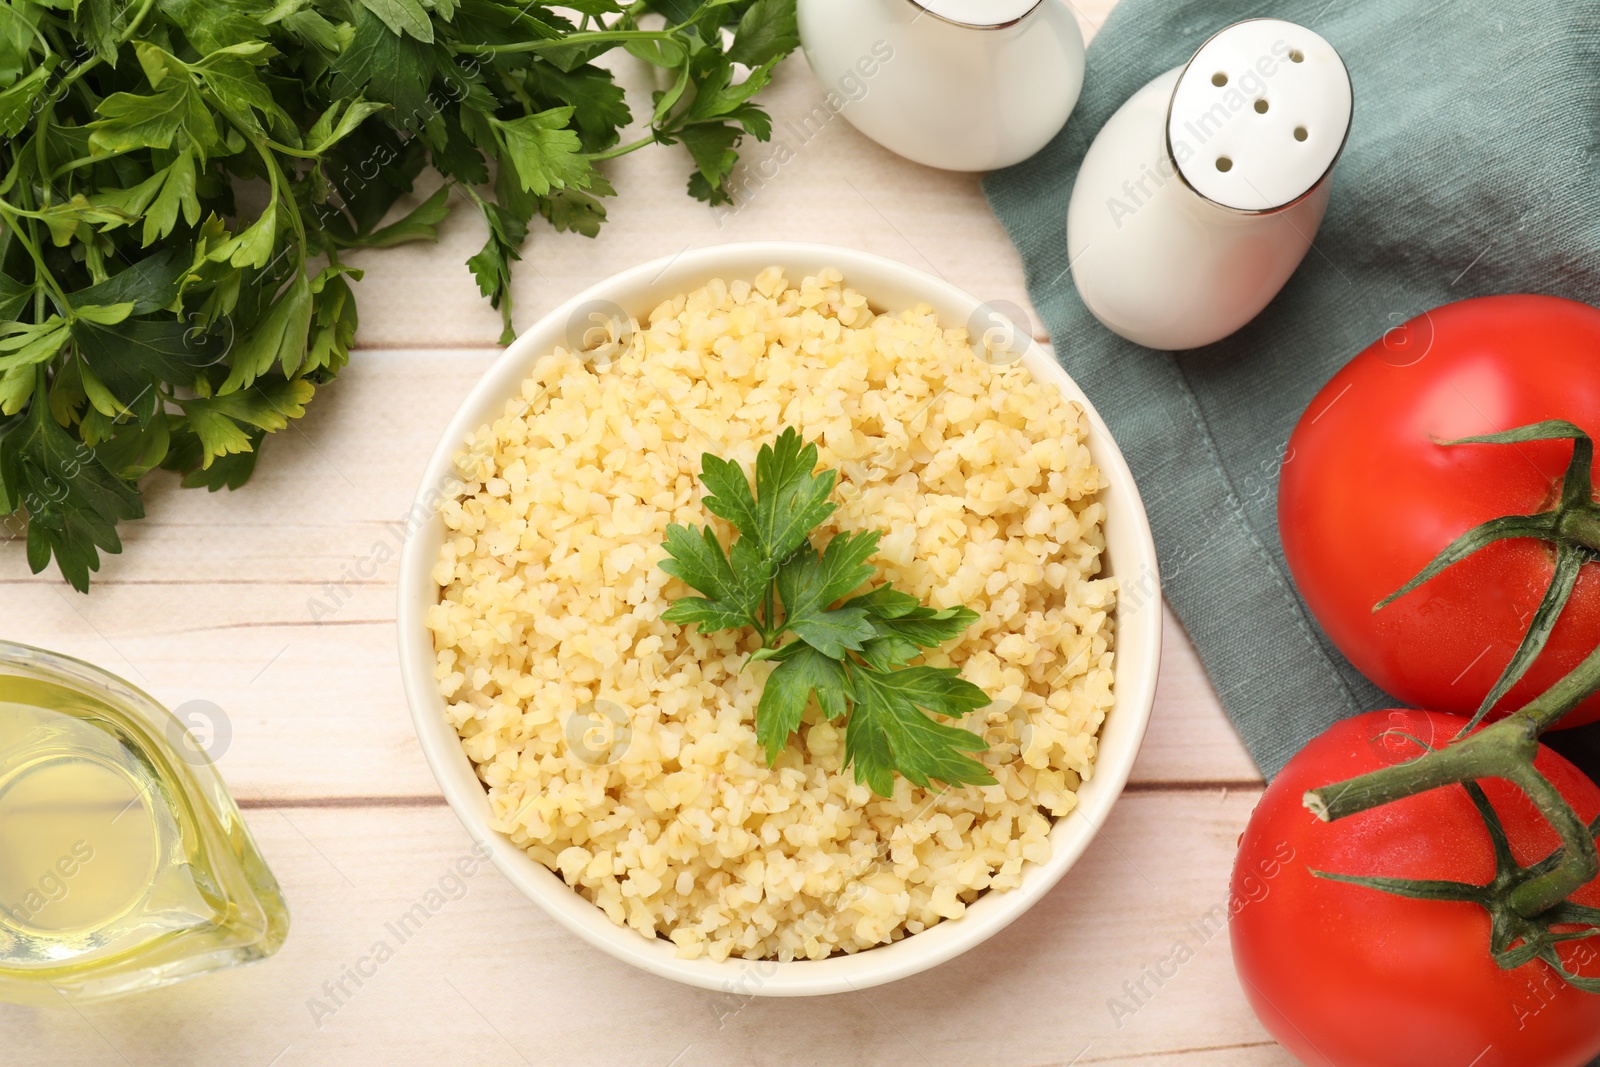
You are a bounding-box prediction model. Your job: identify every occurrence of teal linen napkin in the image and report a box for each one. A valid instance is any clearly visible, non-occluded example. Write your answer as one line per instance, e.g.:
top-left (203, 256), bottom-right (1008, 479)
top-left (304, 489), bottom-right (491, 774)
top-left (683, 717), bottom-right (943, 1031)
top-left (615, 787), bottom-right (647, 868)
top-left (985, 0), bottom-right (1600, 778)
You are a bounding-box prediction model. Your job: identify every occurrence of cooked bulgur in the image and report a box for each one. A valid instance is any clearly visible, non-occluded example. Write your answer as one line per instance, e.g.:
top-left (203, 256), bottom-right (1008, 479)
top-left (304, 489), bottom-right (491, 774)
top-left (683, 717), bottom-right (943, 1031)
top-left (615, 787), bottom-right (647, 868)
top-left (426, 267), bottom-right (1116, 961)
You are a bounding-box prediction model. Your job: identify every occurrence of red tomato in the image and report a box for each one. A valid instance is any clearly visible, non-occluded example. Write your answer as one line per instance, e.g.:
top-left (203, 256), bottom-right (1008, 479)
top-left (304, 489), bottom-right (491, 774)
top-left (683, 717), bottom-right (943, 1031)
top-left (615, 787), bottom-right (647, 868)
top-left (1232, 709), bottom-right (1600, 1067)
top-left (1278, 295), bottom-right (1600, 727)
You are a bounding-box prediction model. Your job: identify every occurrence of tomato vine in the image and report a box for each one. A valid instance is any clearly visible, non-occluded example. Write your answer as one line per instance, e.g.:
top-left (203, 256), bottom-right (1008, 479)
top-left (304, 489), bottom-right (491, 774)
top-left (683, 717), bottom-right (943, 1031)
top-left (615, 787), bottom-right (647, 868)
top-left (1303, 419), bottom-right (1600, 991)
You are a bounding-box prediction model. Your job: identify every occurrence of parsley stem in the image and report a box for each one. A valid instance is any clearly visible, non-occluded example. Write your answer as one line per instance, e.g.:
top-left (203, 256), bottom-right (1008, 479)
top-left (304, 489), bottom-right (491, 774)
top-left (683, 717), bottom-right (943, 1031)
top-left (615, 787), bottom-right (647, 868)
top-left (245, 132), bottom-right (307, 253)
top-left (0, 203), bottom-right (71, 309)
top-left (584, 133), bottom-right (658, 162)
top-left (49, 0), bottom-right (157, 98)
top-left (50, 145), bottom-right (140, 181)
top-left (447, 29), bottom-right (674, 54)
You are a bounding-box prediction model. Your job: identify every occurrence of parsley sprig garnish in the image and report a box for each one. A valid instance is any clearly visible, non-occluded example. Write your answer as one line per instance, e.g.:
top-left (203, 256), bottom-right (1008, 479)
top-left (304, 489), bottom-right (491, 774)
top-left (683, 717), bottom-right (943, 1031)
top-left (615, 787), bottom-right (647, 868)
top-left (659, 429), bottom-right (997, 796)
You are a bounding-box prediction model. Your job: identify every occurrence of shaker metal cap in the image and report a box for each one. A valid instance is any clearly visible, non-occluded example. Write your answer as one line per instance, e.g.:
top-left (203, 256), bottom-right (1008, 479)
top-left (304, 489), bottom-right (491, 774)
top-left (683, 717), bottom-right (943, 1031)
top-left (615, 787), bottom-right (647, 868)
top-left (907, 0), bottom-right (1042, 28)
top-left (1167, 19), bottom-right (1352, 212)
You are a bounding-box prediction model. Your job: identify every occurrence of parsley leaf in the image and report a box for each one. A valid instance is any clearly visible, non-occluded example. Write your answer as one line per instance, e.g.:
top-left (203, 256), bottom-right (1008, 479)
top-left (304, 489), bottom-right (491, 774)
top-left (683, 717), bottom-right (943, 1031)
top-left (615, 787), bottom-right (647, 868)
top-left (0, 372), bottom-right (145, 593)
top-left (659, 523), bottom-right (765, 632)
top-left (775, 529), bottom-right (878, 658)
top-left (659, 428), bottom-right (993, 795)
top-left (727, 0), bottom-right (801, 68)
top-left (756, 641), bottom-right (850, 761)
top-left (493, 108), bottom-right (596, 196)
top-left (855, 601), bottom-right (982, 672)
top-left (749, 427), bottom-right (838, 562)
top-left (846, 666), bottom-right (995, 796)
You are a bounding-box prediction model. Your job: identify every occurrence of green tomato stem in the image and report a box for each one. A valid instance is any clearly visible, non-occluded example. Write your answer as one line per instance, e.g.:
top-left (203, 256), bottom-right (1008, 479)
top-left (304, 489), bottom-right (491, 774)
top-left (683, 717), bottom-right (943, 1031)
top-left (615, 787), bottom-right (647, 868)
top-left (1506, 764), bottom-right (1600, 916)
top-left (1304, 641), bottom-right (1600, 919)
top-left (1557, 504), bottom-right (1600, 554)
top-left (1517, 638), bottom-right (1600, 732)
top-left (1302, 718), bottom-right (1539, 823)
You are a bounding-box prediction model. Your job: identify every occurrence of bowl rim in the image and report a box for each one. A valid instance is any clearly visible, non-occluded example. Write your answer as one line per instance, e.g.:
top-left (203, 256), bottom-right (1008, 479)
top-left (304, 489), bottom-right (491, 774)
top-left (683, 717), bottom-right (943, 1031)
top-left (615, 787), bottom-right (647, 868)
top-left (396, 241), bottom-right (1161, 996)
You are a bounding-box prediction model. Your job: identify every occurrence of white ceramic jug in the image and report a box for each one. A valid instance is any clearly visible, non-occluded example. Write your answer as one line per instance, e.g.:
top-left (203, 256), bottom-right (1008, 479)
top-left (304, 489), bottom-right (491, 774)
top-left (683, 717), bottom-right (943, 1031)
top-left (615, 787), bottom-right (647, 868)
top-left (1067, 19), bottom-right (1352, 350)
top-left (797, 0), bottom-right (1085, 172)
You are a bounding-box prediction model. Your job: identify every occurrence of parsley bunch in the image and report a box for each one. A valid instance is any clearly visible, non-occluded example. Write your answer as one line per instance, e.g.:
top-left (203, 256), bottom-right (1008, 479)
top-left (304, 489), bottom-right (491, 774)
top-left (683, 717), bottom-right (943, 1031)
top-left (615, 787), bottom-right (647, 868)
top-left (0, 0), bottom-right (798, 590)
top-left (660, 429), bottom-right (998, 796)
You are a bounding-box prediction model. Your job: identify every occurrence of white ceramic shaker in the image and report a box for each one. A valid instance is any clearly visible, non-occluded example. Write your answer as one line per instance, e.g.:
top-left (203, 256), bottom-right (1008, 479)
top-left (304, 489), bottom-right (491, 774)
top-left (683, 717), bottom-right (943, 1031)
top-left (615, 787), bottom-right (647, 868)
top-left (796, 0), bottom-right (1085, 172)
top-left (1067, 18), bottom-right (1352, 350)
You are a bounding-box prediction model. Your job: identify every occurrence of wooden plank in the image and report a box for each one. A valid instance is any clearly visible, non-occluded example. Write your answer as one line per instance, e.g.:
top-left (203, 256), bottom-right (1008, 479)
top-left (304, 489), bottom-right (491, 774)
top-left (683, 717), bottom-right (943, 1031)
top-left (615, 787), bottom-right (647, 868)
top-left (0, 792), bottom-right (1288, 1067)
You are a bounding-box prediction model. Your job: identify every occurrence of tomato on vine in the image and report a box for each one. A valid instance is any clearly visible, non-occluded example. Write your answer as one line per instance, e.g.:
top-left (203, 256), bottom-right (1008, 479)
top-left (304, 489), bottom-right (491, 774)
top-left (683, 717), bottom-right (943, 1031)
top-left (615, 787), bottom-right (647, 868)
top-left (1232, 709), bottom-right (1600, 1067)
top-left (1279, 295), bottom-right (1600, 727)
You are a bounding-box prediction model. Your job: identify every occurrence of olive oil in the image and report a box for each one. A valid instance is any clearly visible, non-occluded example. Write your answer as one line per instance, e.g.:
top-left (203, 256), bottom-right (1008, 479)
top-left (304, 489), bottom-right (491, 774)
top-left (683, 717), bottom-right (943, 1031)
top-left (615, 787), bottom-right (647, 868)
top-left (0, 646), bottom-right (289, 1004)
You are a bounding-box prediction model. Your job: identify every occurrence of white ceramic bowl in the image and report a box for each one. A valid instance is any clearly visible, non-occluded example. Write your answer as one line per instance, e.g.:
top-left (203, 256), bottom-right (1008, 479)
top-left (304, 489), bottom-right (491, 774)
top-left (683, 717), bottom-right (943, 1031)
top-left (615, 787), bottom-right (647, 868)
top-left (397, 242), bottom-right (1161, 996)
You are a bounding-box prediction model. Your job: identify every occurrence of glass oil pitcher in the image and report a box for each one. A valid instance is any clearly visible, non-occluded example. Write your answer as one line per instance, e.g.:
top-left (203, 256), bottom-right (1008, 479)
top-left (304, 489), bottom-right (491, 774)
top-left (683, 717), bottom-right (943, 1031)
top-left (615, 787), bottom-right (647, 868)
top-left (0, 640), bottom-right (289, 1004)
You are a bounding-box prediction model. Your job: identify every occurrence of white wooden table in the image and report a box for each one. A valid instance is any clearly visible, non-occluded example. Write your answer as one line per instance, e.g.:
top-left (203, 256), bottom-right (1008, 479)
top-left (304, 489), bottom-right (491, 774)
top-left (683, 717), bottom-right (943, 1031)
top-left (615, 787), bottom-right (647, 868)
top-left (2, 5), bottom-right (1297, 1063)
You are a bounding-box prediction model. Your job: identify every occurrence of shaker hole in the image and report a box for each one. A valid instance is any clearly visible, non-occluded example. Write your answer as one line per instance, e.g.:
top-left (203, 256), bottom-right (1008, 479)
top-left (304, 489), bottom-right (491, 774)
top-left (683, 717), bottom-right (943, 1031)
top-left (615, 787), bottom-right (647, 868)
top-left (1254, 99), bottom-right (1269, 114)
top-left (1293, 126), bottom-right (1308, 141)
top-left (1212, 71), bottom-right (1228, 87)
top-left (1289, 48), bottom-right (1305, 62)
top-left (1216, 156), bottom-right (1233, 172)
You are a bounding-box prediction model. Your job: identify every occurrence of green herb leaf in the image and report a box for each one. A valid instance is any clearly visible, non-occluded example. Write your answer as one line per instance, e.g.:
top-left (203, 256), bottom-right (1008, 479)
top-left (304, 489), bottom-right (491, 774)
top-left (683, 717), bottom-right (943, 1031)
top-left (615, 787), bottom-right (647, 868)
top-left (0, 64), bottom-right (53, 138)
top-left (466, 199), bottom-right (529, 344)
top-left (89, 88), bottom-right (184, 151)
top-left (347, 185), bottom-right (453, 248)
top-left (357, 0), bottom-right (435, 42)
top-left (726, 0), bottom-right (800, 68)
top-left (69, 249), bottom-right (191, 315)
top-left (779, 529), bottom-right (880, 611)
top-left (494, 108), bottom-right (594, 195)
top-left (659, 523), bottom-right (764, 632)
top-left (845, 666), bottom-right (995, 796)
top-left (775, 530), bottom-right (879, 657)
top-left (220, 271), bottom-right (312, 392)
top-left (750, 427), bottom-right (837, 563)
top-left (179, 376), bottom-right (315, 467)
top-left (677, 121), bottom-right (742, 204)
top-left (857, 603), bottom-right (981, 672)
top-left (72, 317), bottom-right (216, 402)
top-left (0, 376), bottom-right (145, 592)
top-left (756, 642), bottom-right (850, 761)
top-left (531, 63), bottom-right (632, 153)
